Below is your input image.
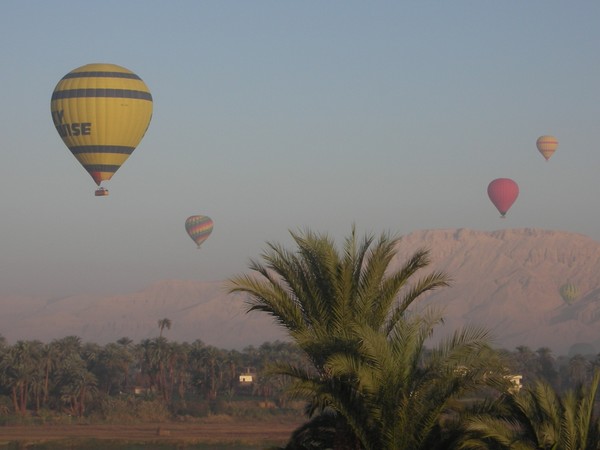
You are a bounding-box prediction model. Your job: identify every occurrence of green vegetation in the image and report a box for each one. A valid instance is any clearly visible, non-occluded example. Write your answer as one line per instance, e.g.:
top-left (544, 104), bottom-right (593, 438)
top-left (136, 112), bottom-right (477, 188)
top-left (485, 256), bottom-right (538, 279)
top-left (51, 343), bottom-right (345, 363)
top-left (460, 371), bottom-right (600, 449)
top-left (0, 334), bottom-right (306, 424)
top-left (2, 227), bottom-right (600, 449)
top-left (228, 227), bottom-right (600, 450)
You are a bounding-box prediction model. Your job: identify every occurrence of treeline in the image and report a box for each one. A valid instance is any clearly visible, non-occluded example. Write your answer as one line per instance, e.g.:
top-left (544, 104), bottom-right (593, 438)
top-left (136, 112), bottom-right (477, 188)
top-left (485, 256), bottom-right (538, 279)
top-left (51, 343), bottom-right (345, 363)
top-left (511, 345), bottom-right (600, 391)
top-left (0, 331), bottom-right (598, 422)
top-left (0, 333), bottom-right (308, 422)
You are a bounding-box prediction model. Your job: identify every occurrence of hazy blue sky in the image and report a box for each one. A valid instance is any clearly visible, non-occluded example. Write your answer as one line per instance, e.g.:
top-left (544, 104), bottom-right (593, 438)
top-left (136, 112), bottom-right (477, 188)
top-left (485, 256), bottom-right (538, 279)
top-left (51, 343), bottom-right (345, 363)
top-left (1, 1), bottom-right (599, 297)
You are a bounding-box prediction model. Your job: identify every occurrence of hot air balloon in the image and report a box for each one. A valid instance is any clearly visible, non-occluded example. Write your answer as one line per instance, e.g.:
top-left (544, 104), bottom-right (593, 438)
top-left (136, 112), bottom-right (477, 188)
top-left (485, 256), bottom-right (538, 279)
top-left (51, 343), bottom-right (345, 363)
top-left (536, 135), bottom-right (558, 161)
top-left (50, 63), bottom-right (153, 196)
top-left (487, 178), bottom-right (519, 218)
top-left (185, 216), bottom-right (214, 248)
top-left (559, 283), bottom-right (579, 305)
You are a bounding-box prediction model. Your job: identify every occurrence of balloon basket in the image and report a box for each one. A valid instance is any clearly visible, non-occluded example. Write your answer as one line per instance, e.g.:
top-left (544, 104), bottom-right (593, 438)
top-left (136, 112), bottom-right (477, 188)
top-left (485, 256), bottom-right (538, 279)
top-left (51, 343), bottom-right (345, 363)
top-left (95, 187), bottom-right (109, 197)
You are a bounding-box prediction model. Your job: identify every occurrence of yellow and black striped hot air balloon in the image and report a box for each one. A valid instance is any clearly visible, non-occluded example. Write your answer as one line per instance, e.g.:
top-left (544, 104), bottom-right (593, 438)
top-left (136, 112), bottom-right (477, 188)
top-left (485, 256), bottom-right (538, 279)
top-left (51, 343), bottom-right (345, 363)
top-left (50, 63), bottom-right (153, 196)
top-left (559, 282), bottom-right (579, 305)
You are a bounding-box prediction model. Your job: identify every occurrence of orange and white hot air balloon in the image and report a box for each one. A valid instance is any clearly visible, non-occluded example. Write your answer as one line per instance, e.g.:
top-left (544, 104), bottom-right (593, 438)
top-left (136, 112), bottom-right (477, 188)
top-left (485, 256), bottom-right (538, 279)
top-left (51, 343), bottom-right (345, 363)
top-left (536, 135), bottom-right (558, 161)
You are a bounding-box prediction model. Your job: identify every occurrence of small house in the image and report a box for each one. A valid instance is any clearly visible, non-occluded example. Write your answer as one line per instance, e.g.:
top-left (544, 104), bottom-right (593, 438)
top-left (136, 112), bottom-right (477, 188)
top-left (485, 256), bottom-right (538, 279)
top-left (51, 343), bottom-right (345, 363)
top-left (239, 367), bottom-right (257, 385)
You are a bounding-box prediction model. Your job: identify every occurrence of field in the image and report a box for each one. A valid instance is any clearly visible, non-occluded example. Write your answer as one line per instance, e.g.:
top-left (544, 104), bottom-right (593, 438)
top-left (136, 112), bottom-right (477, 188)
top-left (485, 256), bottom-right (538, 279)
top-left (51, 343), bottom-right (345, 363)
top-left (0, 416), bottom-right (304, 448)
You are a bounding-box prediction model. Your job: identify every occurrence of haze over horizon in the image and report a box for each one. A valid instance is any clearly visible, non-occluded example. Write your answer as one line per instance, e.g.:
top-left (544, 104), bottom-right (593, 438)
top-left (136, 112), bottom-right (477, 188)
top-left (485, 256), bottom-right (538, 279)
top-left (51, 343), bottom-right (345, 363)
top-left (2, 228), bottom-right (599, 356)
top-left (1, 2), bottom-right (599, 299)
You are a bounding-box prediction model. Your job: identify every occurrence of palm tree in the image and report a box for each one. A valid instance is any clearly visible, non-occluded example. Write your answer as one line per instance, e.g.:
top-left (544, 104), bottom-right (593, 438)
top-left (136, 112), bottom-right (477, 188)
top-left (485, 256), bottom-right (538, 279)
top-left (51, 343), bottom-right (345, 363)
top-left (275, 307), bottom-right (508, 450)
top-left (40, 341), bottom-right (60, 407)
top-left (1, 340), bottom-right (42, 414)
top-left (140, 337), bottom-right (173, 402)
top-left (188, 339), bottom-right (208, 397)
top-left (229, 227), bottom-right (499, 449)
top-left (199, 345), bottom-right (222, 401)
top-left (158, 318), bottom-right (172, 338)
top-left (161, 340), bottom-right (189, 405)
top-left (60, 365), bottom-right (98, 417)
top-left (54, 335), bottom-right (83, 355)
top-left (568, 354), bottom-right (592, 387)
top-left (514, 345), bottom-right (540, 385)
top-left (116, 337), bottom-right (134, 392)
top-left (460, 369), bottom-right (600, 450)
top-left (91, 342), bottom-right (133, 395)
top-left (229, 227), bottom-right (449, 366)
top-left (536, 347), bottom-right (559, 389)
top-left (326, 319), bottom-right (508, 450)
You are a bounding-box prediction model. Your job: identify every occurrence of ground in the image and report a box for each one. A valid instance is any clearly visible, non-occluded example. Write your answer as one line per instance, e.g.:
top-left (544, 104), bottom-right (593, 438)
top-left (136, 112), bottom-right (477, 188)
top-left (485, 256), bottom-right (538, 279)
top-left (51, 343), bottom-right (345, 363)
top-left (0, 416), bottom-right (305, 446)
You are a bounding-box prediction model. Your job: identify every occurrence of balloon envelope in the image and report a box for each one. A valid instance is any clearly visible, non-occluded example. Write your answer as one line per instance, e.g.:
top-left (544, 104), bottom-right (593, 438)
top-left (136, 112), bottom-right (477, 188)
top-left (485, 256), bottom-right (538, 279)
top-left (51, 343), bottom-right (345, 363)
top-left (185, 216), bottom-right (214, 248)
top-left (487, 178), bottom-right (519, 217)
top-left (51, 63), bottom-right (153, 190)
top-left (559, 283), bottom-right (579, 305)
top-left (536, 135), bottom-right (558, 161)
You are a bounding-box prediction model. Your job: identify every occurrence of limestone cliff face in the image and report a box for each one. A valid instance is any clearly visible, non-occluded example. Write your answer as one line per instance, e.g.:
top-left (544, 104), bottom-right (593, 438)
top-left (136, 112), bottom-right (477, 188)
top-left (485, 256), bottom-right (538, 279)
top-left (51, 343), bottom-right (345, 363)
top-left (392, 228), bottom-right (600, 354)
top-left (2, 228), bottom-right (599, 355)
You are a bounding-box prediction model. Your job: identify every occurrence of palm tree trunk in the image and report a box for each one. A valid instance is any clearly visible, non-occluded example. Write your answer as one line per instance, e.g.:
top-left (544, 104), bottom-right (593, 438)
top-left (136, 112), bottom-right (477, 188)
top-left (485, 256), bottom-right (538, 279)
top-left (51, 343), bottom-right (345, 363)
top-left (333, 416), bottom-right (362, 450)
top-left (11, 386), bottom-right (19, 414)
top-left (78, 387), bottom-right (85, 417)
top-left (20, 382), bottom-right (28, 414)
top-left (43, 365), bottom-right (50, 406)
top-left (210, 359), bottom-right (216, 400)
top-left (35, 384), bottom-right (41, 412)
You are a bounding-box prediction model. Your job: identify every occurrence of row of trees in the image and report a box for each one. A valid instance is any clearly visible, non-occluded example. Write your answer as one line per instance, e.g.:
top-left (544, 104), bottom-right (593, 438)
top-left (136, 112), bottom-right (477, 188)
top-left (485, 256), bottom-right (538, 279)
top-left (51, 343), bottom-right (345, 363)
top-left (0, 332), bottom-right (306, 419)
top-left (512, 345), bottom-right (600, 392)
top-left (0, 332), bottom-right (597, 420)
top-left (0, 332), bottom-right (595, 421)
top-left (227, 227), bottom-right (600, 450)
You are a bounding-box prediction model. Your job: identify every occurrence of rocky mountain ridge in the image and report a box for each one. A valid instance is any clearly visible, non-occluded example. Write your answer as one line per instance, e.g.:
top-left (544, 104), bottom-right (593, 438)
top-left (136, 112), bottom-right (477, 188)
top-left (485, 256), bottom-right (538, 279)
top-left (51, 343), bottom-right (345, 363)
top-left (1, 228), bottom-right (599, 355)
